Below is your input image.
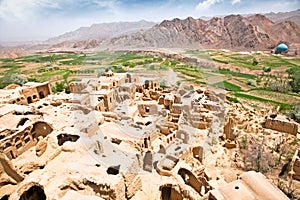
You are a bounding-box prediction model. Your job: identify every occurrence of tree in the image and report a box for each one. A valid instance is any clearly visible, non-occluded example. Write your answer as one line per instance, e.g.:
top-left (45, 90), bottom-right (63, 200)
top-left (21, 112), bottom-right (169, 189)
top-left (9, 74), bottom-right (27, 85)
top-left (252, 58), bottom-right (258, 66)
top-left (290, 104), bottom-right (300, 123)
top-left (160, 79), bottom-right (168, 89)
top-left (65, 86), bottom-right (71, 94)
top-left (263, 66), bottom-right (271, 73)
top-left (286, 66), bottom-right (300, 93)
top-left (241, 136), bottom-right (275, 172)
top-left (247, 79), bottom-right (257, 87)
top-left (52, 82), bottom-right (64, 93)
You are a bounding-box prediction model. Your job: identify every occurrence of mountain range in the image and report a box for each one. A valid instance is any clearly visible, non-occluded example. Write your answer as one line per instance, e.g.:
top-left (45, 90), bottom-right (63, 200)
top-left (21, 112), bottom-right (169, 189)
top-left (46, 20), bottom-right (156, 44)
top-left (48, 11), bottom-right (300, 51)
top-left (265, 9), bottom-right (300, 25)
top-left (1, 9), bottom-right (300, 56)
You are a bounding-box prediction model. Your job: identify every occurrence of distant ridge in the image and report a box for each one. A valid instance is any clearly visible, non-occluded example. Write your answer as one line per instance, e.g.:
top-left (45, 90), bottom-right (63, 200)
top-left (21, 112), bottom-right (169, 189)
top-left (264, 9), bottom-right (300, 25)
top-left (1, 9), bottom-right (300, 56)
top-left (46, 20), bottom-right (156, 44)
top-left (87, 13), bottom-right (300, 51)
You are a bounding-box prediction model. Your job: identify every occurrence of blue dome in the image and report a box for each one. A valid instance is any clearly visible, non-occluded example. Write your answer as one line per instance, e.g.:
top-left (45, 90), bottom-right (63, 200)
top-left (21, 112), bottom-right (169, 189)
top-left (276, 43), bottom-right (288, 51)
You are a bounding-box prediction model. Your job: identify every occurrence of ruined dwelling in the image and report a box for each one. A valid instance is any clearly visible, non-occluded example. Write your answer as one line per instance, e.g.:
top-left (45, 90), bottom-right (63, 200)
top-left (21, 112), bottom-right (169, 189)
top-left (0, 82), bottom-right (51, 105)
top-left (0, 70), bottom-right (297, 200)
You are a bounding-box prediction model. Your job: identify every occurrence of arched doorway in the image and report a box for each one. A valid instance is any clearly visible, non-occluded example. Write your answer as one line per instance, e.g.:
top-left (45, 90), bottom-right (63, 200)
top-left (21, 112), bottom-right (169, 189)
top-left (27, 97), bottom-right (32, 104)
top-left (19, 185), bottom-right (46, 200)
top-left (39, 91), bottom-right (45, 99)
top-left (145, 80), bottom-right (150, 89)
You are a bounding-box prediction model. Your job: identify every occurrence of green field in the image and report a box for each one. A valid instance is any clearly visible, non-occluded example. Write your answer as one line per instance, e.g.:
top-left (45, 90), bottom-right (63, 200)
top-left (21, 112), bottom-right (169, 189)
top-left (217, 68), bottom-right (256, 79)
top-left (233, 92), bottom-right (293, 111)
top-left (0, 52), bottom-right (161, 89)
top-left (187, 49), bottom-right (300, 70)
top-left (213, 81), bottom-right (242, 91)
top-left (0, 50), bottom-right (299, 115)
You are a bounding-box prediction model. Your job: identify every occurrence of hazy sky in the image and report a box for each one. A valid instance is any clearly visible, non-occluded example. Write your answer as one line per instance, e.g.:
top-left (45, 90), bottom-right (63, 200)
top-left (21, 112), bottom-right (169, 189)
top-left (0, 0), bottom-right (299, 42)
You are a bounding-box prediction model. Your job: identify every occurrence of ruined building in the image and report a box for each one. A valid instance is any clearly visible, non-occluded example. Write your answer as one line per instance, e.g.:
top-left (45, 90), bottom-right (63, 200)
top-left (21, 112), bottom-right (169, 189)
top-left (0, 69), bottom-right (294, 200)
top-left (0, 82), bottom-right (51, 105)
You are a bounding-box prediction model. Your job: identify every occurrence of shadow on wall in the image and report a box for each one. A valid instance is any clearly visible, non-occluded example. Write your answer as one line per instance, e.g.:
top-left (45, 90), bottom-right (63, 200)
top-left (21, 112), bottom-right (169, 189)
top-left (160, 184), bottom-right (183, 200)
top-left (32, 122), bottom-right (53, 138)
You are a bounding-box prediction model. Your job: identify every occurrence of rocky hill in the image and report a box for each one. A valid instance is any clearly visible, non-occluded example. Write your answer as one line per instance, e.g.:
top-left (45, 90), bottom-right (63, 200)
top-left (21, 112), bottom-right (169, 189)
top-left (2, 11), bottom-right (300, 54)
top-left (93, 14), bottom-right (300, 50)
top-left (265, 9), bottom-right (300, 25)
top-left (46, 20), bottom-right (156, 44)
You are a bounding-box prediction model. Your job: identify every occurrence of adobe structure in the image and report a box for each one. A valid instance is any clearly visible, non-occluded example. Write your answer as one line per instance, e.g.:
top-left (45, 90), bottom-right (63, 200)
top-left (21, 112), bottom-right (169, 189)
top-left (0, 82), bottom-right (51, 105)
top-left (264, 114), bottom-right (299, 136)
top-left (209, 171), bottom-right (289, 200)
top-left (0, 68), bottom-right (297, 200)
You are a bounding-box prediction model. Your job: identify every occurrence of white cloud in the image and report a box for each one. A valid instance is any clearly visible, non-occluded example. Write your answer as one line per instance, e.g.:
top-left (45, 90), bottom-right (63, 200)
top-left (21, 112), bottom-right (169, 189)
top-left (231, 0), bottom-right (241, 5)
top-left (0, 0), bottom-right (60, 21)
top-left (93, 0), bottom-right (119, 9)
top-left (196, 0), bottom-right (223, 10)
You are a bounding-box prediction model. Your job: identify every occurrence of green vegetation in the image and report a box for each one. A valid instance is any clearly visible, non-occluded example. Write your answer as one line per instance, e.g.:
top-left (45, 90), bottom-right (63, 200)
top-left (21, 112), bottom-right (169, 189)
top-left (213, 81), bottom-right (242, 91)
top-left (228, 97), bottom-right (239, 103)
top-left (0, 64), bottom-right (23, 70)
top-left (186, 50), bottom-right (211, 60)
top-left (0, 58), bottom-right (14, 62)
top-left (289, 105), bottom-right (300, 123)
top-left (112, 65), bottom-right (127, 73)
top-left (233, 93), bottom-right (293, 111)
top-left (263, 66), bottom-right (271, 73)
top-left (246, 89), bottom-right (300, 105)
top-left (0, 50), bottom-right (298, 118)
top-left (172, 65), bottom-right (204, 81)
top-left (212, 58), bottom-right (229, 64)
top-left (218, 68), bottom-right (256, 79)
top-left (247, 79), bottom-right (257, 87)
top-left (204, 50), bottom-right (299, 69)
top-left (110, 53), bottom-right (154, 66)
top-left (160, 79), bottom-right (168, 89)
top-left (286, 66), bottom-right (300, 93)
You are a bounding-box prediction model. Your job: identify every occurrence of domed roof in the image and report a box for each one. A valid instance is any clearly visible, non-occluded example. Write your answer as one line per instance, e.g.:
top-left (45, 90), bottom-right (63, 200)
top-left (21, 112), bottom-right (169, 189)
top-left (276, 43), bottom-right (288, 51)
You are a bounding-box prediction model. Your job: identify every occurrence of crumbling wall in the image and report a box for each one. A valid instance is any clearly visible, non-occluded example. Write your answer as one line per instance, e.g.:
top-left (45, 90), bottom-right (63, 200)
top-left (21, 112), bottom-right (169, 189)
top-left (157, 155), bottom-right (179, 176)
top-left (265, 117), bottom-right (298, 135)
top-left (21, 83), bottom-right (51, 105)
top-left (9, 183), bottom-right (47, 200)
top-left (126, 176), bottom-right (142, 199)
top-left (21, 87), bottom-right (40, 104)
top-left (291, 149), bottom-right (300, 180)
top-left (137, 102), bottom-right (158, 117)
top-left (192, 146), bottom-right (204, 162)
top-left (0, 122), bottom-right (53, 159)
top-left (36, 84), bottom-right (51, 99)
top-left (69, 82), bottom-right (87, 93)
top-left (83, 178), bottom-right (125, 200)
top-left (0, 153), bottom-right (24, 184)
top-left (160, 184), bottom-right (183, 200)
top-left (19, 185), bottom-right (46, 200)
top-left (178, 168), bottom-right (202, 193)
top-left (223, 118), bottom-right (235, 140)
